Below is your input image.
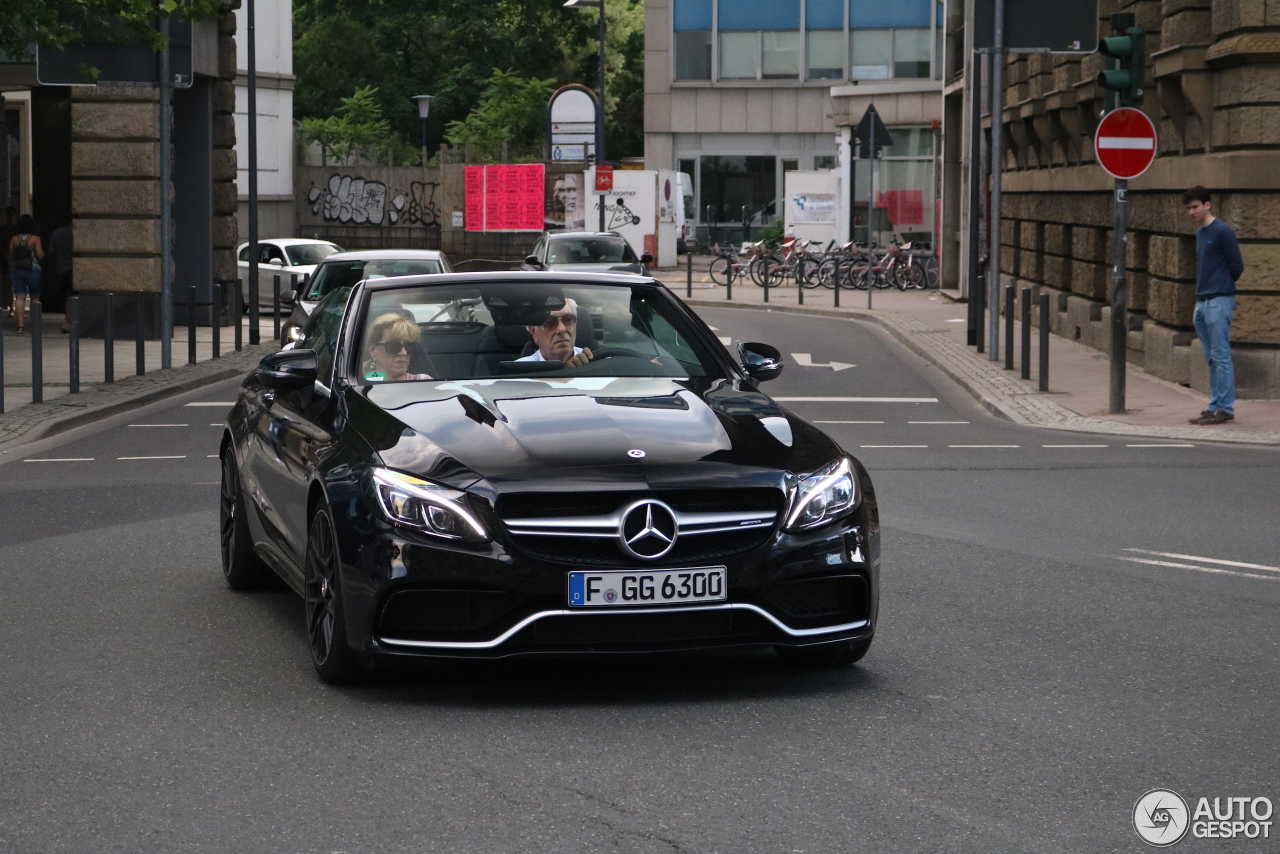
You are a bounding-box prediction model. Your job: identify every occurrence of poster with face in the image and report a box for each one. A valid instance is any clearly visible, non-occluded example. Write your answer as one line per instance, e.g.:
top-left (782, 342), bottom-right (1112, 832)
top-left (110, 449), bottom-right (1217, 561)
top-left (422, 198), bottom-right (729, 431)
top-left (545, 173), bottom-right (584, 231)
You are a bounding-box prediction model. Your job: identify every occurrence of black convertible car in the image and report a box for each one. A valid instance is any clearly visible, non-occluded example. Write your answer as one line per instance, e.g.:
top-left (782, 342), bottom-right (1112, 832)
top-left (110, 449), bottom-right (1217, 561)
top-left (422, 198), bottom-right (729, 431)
top-left (220, 271), bottom-right (880, 683)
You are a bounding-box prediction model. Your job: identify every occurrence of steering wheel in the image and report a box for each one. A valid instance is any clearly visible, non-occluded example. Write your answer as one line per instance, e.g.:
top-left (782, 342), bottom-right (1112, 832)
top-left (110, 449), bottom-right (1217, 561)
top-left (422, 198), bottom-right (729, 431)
top-left (589, 346), bottom-right (650, 361)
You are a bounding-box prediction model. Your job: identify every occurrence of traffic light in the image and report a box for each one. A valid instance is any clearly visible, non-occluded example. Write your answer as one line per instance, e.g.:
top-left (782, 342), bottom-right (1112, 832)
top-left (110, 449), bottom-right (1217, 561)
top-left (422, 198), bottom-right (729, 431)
top-left (1097, 27), bottom-right (1146, 107)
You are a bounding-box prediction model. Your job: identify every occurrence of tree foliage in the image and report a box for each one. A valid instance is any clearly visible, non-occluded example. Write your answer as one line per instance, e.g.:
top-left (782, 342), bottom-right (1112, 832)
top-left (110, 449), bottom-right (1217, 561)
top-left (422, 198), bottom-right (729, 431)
top-left (299, 86), bottom-right (420, 166)
top-left (443, 70), bottom-right (555, 161)
top-left (1, 0), bottom-right (222, 64)
top-left (293, 0), bottom-right (645, 160)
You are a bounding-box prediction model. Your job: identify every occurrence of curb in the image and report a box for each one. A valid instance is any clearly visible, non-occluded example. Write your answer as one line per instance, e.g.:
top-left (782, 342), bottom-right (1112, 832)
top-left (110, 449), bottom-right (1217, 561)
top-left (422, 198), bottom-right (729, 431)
top-left (684, 298), bottom-right (1280, 447)
top-left (0, 344), bottom-right (274, 453)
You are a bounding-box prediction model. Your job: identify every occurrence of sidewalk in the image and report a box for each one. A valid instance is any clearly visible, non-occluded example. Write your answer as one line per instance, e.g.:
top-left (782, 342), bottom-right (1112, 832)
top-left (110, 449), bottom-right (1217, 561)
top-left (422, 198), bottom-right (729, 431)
top-left (0, 309), bottom-right (278, 450)
top-left (653, 257), bottom-right (1280, 446)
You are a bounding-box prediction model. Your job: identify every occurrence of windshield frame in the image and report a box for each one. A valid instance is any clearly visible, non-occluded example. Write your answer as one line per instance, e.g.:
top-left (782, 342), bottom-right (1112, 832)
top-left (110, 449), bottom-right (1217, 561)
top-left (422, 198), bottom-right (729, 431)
top-left (338, 276), bottom-right (740, 386)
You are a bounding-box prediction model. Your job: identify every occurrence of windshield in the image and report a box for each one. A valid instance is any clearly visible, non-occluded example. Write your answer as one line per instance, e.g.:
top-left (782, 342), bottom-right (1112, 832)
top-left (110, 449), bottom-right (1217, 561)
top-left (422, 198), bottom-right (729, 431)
top-left (548, 238), bottom-right (636, 265)
top-left (353, 282), bottom-right (722, 383)
top-left (285, 243), bottom-right (341, 266)
top-left (306, 258), bottom-right (444, 301)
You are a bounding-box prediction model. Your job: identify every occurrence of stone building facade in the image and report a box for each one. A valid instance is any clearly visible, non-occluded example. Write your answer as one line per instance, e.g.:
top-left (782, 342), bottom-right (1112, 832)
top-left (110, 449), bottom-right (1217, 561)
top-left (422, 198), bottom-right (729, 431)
top-left (993, 0), bottom-right (1280, 397)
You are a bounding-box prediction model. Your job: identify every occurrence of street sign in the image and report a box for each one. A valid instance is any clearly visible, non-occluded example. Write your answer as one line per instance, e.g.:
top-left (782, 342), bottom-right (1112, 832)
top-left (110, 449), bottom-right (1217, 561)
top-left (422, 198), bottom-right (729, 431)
top-left (594, 165), bottom-right (614, 194)
top-left (853, 103), bottom-right (894, 150)
top-left (548, 84), bottom-right (600, 162)
top-left (1094, 107), bottom-right (1157, 180)
top-left (974, 0), bottom-right (1098, 52)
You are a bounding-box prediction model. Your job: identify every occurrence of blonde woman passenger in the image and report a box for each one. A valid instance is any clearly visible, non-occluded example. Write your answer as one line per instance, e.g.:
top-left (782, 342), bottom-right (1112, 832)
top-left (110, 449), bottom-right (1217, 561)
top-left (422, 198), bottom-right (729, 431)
top-left (364, 313), bottom-right (433, 381)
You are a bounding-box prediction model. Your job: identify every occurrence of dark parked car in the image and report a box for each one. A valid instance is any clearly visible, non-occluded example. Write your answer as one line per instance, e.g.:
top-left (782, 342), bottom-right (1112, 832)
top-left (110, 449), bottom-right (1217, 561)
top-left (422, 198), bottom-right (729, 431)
top-left (522, 231), bottom-right (653, 275)
top-left (220, 271), bottom-right (879, 683)
top-left (281, 249), bottom-right (453, 345)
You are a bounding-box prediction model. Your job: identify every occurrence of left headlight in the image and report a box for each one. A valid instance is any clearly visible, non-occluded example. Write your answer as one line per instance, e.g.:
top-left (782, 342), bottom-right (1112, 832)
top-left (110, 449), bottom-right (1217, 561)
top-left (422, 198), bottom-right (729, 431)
top-left (784, 457), bottom-right (859, 531)
top-left (372, 468), bottom-right (489, 543)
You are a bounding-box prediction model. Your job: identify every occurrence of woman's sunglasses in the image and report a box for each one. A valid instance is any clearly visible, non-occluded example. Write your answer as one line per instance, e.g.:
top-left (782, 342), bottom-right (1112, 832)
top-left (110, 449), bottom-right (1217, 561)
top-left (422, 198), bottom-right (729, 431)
top-left (376, 340), bottom-right (410, 355)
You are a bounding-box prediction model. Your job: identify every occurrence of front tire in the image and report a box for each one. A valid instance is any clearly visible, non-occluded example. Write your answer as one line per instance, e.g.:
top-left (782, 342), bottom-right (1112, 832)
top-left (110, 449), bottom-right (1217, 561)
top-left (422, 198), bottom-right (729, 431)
top-left (775, 637), bottom-right (872, 669)
top-left (220, 450), bottom-right (279, 590)
top-left (305, 505), bottom-right (365, 685)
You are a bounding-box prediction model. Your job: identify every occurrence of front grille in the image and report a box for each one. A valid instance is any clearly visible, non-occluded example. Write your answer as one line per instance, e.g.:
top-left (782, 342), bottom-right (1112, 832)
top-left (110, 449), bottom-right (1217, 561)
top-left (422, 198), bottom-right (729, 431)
top-left (759, 575), bottom-right (869, 628)
top-left (378, 589), bottom-right (520, 639)
top-left (520, 608), bottom-right (774, 647)
top-left (498, 488), bottom-right (782, 567)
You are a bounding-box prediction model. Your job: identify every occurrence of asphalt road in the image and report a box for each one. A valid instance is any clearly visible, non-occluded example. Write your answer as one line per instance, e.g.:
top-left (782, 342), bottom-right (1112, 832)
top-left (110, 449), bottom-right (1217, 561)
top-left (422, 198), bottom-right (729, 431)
top-left (1, 306), bottom-right (1277, 853)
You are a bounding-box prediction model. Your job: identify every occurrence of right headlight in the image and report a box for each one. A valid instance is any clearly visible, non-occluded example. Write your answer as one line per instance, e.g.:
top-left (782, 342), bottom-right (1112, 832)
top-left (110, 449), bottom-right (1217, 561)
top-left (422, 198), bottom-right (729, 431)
top-left (372, 468), bottom-right (489, 543)
top-left (784, 457), bottom-right (859, 531)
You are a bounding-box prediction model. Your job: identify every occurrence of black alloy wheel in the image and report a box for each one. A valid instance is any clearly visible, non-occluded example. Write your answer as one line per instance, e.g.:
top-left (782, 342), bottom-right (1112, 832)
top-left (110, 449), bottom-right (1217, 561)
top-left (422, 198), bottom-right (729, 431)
top-left (220, 450), bottom-right (278, 590)
top-left (775, 636), bottom-right (872, 669)
top-left (304, 506), bottom-right (364, 684)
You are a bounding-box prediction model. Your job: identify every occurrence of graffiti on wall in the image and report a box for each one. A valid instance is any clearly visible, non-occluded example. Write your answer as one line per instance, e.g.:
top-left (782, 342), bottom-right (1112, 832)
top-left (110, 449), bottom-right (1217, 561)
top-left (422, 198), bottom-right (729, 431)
top-left (306, 174), bottom-right (441, 227)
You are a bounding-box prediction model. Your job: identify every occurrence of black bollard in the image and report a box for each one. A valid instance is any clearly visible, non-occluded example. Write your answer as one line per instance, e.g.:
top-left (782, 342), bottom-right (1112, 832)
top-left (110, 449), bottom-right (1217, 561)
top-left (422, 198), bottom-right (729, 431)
top-left (135, 291), bottom-right (145, 376)
top-left (31, 301), bottom-right (43, 403)
top-left (104, 293), bottom-right (115, 383)
top-left (726, 271), bottom-right (732, 302)
top-left (1005, 285), bottom-right (1015, 371)
top-left (0, 309), bottom-right (5, 414)
top-left (234, 279), bottom-right (243, 352)
top-left (834, 277), bottom-right (840, 308)
top-left (686, 253), bottom-right (692, 299)
top-left (212, 283), bottom-right (221, 359)
top-left (1021, 288), bottom-right (1032, 380)
top-left (188, 286), bottom-right (197, 365)
top-left (68, 296), bottom-right (80, 394)
top-left (273, 274), bottom-right (281, 341)
top-left (798, 281), bottom-right (804, 305)
top-left (1039, 292), bottom-right (1050, 392)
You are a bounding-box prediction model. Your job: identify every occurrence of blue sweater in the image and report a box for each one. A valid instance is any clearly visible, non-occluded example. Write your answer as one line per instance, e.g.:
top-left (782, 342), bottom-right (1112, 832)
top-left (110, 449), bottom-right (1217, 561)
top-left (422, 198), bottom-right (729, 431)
top-left (1196, 218), bottom-right (1244, 298)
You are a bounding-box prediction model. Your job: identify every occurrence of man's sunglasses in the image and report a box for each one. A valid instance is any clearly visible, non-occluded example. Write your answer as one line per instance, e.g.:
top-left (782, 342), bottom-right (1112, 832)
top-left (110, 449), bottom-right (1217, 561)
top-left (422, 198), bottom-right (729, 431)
top-left (376, 340), bottom-right (411, 355)
top-left (538, 313), bottom-right (577, 332)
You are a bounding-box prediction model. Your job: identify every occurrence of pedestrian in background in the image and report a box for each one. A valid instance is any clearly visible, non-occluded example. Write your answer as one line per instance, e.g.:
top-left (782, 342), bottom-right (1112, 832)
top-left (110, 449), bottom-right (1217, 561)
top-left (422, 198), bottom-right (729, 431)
top-left (8, 213), bottom-right (43, 333)
top-left (50, 219), bottom-right (74, 332)
top-left (0, 206), bottom-right (16, 317)
top-left (1183, 186), bottom-right (1244, 425)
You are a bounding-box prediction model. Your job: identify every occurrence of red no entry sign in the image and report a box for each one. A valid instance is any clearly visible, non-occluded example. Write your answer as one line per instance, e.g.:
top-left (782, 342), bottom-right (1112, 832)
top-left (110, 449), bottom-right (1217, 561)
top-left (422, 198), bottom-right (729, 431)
top-left (1095, 107), bottom-right (1157, 180)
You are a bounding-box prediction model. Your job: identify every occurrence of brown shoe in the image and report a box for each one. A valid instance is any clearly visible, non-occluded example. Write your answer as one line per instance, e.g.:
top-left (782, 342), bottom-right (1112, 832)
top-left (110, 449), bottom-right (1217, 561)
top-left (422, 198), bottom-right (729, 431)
top-left (1201, 409), bottom-right (1235, 425)
top-left (1188, 409), bottom-right (1213, 424)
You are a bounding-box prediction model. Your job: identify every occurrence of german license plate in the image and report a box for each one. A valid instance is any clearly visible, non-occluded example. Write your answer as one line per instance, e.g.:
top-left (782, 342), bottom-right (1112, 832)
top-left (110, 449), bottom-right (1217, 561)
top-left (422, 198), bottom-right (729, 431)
top-left (567, 568), bottom-right (727, 607)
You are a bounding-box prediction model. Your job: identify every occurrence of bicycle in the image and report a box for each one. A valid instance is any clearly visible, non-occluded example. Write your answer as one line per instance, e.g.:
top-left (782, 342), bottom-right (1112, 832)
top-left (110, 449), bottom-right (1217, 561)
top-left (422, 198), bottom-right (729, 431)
top-left (708, 242), bottom-right (746, 287)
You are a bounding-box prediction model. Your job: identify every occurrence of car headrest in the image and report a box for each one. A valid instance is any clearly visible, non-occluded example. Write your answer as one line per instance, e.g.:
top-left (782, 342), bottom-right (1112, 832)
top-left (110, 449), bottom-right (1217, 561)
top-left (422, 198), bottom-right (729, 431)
top-left (496, 323), bottom-right (533, 349)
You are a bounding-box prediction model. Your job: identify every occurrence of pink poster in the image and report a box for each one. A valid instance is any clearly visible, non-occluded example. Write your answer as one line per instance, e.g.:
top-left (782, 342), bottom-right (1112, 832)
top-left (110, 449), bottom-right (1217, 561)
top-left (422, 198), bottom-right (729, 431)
top-left (875, 190), bottom-right (925, 227)
top-left (464, 166), bottom-right (485, 231)
top-left (470, 164), bottom-right (545, 231)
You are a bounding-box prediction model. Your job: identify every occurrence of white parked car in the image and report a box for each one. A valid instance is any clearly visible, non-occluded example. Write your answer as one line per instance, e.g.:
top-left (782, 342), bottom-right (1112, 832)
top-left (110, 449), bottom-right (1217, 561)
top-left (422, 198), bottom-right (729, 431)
top-left (236, 238), bottom-right (343, 311)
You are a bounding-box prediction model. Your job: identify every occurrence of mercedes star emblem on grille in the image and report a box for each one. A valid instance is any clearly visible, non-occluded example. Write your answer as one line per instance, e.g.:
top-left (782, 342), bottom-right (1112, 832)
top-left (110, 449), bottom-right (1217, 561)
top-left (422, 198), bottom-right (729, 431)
top-left (619, 500), bottom-right (679, 559)
top-left (627, 449), bottom-right (646, 458)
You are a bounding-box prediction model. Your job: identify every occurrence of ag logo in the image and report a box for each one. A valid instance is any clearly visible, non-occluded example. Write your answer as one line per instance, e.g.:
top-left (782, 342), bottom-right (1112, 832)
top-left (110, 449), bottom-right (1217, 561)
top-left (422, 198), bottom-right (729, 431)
top-left (1134, 789), bottom-right (1190, 847)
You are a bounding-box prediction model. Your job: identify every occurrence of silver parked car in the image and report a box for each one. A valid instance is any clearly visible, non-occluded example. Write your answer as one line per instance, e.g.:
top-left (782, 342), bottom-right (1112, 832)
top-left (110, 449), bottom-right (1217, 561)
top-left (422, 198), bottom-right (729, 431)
top-left (521, 231), bottom-right (653, 275)
top-left (280, 249), bottom-right (454, 343)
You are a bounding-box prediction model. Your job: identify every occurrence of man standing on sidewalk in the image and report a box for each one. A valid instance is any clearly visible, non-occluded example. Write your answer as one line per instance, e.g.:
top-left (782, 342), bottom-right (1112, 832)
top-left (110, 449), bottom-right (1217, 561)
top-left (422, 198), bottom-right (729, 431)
top-left (1183, 186), bottom-right (1244, 425)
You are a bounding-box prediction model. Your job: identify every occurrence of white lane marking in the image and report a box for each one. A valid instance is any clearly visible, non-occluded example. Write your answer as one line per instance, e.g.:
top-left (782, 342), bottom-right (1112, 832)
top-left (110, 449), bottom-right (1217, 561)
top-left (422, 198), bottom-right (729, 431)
top-left (718, 336), bottom-right (732, 346)
top-left (861, 444), bottom-right (928, 448)
top-left (207, 454), bottom-right (220, 458)
top-left (706, 325), bottom-right (720, 330)
top-left (1117, 557), bottom-right (1280, 583)
top-left (1042, 444), bottom-right (1109, 448)
top-left (184, 402), bottom-right (235, 407)
top-left (910, 420), bottom-right (969, 424)
top-left (1097, 136), bottom-right (1155, 150)
top-left (817, 420), bottom-right (884, 424)
top-left (791, 353), bottom-right (855, 372)
top-left (1126, 443), bottom-right (1194, 448)
top-left (117, 455), bottom-right (187, 460)
top-left (129, 424), bottom-right (189, 428)
top-left (25, 458), bottom-right (94, 463)
top-left (943, 318), bottom-right (966, 323)
top-left (774, 396), bottom-right (938, 403)
top-left (1123, 549), bottom-right (1280, 574)
top-left (949, 444), bottom-right (1019, 448)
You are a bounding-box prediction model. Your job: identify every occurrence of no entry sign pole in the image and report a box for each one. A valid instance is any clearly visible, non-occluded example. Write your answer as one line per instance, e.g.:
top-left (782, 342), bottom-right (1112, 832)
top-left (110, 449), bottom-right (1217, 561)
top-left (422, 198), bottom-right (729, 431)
top-left (1095, 106), bottom-right (1157, 414)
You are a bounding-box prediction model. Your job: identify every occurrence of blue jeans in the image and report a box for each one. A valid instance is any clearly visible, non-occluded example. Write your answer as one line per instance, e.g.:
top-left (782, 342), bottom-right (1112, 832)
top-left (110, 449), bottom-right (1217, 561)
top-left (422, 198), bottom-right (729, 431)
top-left (1193, 296), bottom-right (1235, 415)
top-left (11, 267), bottom-right (40, 297)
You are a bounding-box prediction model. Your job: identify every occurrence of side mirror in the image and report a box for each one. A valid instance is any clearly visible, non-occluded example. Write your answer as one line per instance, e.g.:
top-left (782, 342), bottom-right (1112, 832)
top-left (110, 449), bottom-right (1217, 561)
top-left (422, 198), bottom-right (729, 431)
top-left (524, 255), bottom-right (543, 269)
top-left (640, 252), bottom-right (654, 266)
top-left (739, 342), bottom-right (783, 382)
top-left (256, 348), bottom-right (317, 389)
top-left (267, 258), bottom-right (285, 267)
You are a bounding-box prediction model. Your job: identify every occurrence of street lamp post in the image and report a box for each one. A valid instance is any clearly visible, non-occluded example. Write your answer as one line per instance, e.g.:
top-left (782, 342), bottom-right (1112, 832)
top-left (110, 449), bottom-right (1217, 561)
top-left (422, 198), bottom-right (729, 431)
top-left (564, 0), bottom-right (606, 232)
top-left (412, 95), bottom-right (433, 166)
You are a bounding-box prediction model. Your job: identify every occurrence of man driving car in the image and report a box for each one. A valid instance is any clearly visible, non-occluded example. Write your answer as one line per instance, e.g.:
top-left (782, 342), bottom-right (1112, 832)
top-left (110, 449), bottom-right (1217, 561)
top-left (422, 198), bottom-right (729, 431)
top-left (516, 298), bottom-right (594, 368)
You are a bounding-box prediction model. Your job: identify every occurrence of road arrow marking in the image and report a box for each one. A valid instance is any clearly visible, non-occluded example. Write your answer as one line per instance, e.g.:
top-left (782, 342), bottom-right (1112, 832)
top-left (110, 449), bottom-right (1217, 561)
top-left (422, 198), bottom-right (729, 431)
top-left (791, 353), bottom-right (855, 371)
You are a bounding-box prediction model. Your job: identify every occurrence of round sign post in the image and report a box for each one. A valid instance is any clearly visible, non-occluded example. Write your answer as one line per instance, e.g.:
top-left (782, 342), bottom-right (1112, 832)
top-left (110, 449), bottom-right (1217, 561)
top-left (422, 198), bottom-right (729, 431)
top-left (1096, 106), bottom-right (1157, 415)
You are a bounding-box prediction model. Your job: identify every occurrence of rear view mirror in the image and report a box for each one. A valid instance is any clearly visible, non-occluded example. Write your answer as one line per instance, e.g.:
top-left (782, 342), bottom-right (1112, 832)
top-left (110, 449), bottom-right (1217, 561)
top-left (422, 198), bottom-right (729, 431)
top-left (256, 348), bottom-right (317, 389)
top-left (739, 342), bottom-right (783, 382)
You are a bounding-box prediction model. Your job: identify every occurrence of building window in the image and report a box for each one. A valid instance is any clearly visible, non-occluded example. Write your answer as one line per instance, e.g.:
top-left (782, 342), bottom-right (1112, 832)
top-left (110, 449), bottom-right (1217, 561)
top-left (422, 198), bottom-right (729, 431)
top-left (807, 30), bottom-right (845, 79)
top-left (701, 156), bottom-right (777, 225)
top-left (894, 28), bottom-right (931, 78)
top-left (850, 28), bottom-right (930, 79)
top-left (674, 30), bottom-right (712, 79)
top-left (814, 155), bottom-right (837, 170)
top-left (762, 31), bottom-right (799, 79)
top-left (719, 31), bottom-right (759, 79)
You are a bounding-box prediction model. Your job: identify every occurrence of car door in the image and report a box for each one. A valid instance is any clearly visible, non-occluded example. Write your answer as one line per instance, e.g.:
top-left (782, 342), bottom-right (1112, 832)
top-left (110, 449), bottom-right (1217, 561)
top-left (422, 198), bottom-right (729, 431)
top-left (260, 243), bottom-right (288, 308)
top-left (245, 289), bottom-right (347, 572)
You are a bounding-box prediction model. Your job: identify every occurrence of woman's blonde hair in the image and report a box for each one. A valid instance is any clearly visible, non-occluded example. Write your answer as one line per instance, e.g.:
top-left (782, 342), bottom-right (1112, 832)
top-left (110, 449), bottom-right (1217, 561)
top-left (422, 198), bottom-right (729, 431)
top-left (368, 313), bottom-right (420, 346)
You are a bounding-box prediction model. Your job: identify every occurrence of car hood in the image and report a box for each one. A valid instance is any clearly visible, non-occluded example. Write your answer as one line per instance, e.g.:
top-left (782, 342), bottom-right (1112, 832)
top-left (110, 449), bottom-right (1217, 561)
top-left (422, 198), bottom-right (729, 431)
top-left (346, 377), bottom-right (843, 494)
top-left (545, 262), bottom-right (646, 275)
